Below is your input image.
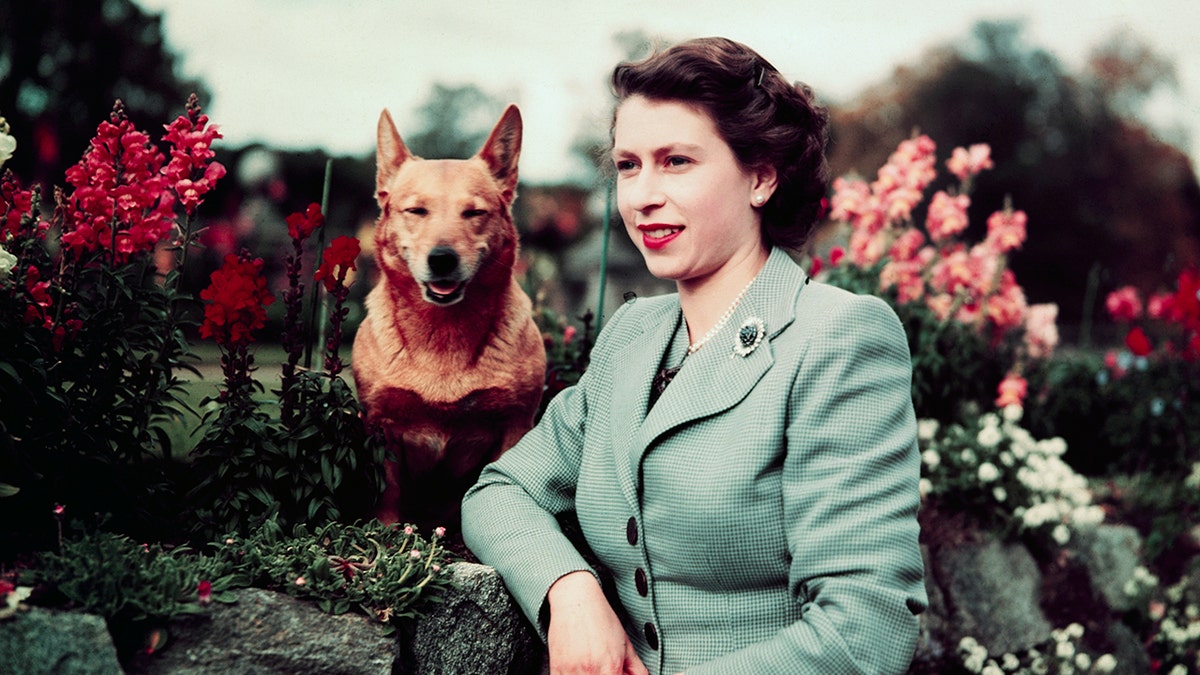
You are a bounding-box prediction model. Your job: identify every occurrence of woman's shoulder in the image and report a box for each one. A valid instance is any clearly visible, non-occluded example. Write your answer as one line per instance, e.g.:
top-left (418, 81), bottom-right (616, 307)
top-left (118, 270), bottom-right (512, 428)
top-left (796, 278), bottom-right (900, 325)
top-left (594, 292), bottom-right (678, 342)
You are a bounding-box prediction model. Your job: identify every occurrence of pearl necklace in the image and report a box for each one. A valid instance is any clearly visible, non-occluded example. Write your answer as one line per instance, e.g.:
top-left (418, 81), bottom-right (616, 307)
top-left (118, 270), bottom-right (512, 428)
top-left (686, 276), bottom-right (756, 355)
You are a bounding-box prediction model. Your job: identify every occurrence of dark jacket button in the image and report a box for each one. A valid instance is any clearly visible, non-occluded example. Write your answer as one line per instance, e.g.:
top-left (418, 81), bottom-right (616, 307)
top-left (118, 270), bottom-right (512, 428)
top-left (626, 517), bottom-right (637, 546)
top-left (644, 622), bottom-right (659, 650)
top-left (635, 568), bottom-right (648, 596)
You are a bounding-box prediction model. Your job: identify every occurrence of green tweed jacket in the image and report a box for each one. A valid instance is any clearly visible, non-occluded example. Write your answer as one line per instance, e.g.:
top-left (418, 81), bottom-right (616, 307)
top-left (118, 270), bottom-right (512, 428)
top-left (462, 247), bottom-right (928, 674)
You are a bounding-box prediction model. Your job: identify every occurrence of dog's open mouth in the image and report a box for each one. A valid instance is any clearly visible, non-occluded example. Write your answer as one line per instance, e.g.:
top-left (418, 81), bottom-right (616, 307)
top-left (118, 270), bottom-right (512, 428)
top-left (423, 281), bottom-right (466, 305)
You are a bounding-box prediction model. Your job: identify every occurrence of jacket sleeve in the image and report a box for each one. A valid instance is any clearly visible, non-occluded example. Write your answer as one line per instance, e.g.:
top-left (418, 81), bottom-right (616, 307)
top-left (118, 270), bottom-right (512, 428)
top-left (689, 293), bottom-right (928, 675)
top-left (461, 302), bottom-right (632, 641)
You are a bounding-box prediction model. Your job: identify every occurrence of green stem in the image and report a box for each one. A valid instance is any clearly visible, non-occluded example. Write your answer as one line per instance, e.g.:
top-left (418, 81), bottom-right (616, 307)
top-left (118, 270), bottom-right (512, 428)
top-left (596, 180), bottom-right (613, 331)
top-left (305, 159), bottom-right (334, 371)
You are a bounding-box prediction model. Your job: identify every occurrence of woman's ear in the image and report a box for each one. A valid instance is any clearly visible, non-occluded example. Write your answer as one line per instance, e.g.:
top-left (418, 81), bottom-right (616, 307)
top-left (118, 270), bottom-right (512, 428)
top-left (750, 165), bottom-right (778, 206)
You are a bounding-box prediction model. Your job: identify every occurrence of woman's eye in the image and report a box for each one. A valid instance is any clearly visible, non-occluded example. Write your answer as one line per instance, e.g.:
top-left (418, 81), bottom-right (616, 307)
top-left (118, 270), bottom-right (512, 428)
top-left (405, 207), bottom-right (428, 216)
top-left (615, 160), bottom-right (638, 172)
top-left (463, 209), bottom-right (488, 218)
top-left (666, 156), bottom-right (691, 167)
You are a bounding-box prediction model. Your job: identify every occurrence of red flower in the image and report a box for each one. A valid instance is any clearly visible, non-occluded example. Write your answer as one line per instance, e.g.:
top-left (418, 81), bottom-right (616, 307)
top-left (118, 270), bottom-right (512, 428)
top-left (197, 579), bottom-right (212, 606)
top-left (995, 373), bottom-right (1028, 408)
top-left (1125, 326), bottom-right (1152, 356)
top-left (828, 246), bottom-right (845, 267)
top-left (199, 253), bottom-right (275, 347)
top-left (286, 203), bottom-right (324, 241)
top-left (162, 95), bottom-right (225, 216)
top-left (0, 580), bottom-right (14, 598)
top-left (1173, 269), bottom-right (1199, 327)
top-left (59, 103), bottom-right (178, 262)
top-left (1105, 286), bottom-right (1143, 322)
top-left (315, 236), bottom-right (360, 292)
top-left (807, 256), bottom-right (823, 277)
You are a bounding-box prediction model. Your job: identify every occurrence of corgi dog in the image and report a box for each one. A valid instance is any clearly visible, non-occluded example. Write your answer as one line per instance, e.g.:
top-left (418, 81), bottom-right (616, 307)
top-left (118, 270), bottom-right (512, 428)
top-left (353, 104), bottom-right (545, 530)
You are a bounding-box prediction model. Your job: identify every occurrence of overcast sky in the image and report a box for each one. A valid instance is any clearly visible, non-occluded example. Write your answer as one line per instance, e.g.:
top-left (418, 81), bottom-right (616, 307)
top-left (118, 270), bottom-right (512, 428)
top-left (132, 0), bottom-right (1199, 184)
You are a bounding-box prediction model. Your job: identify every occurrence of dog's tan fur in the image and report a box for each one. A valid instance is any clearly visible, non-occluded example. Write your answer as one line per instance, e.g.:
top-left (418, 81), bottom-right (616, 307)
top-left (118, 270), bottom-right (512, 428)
top-left (353, 105), bottom-right (545, 528)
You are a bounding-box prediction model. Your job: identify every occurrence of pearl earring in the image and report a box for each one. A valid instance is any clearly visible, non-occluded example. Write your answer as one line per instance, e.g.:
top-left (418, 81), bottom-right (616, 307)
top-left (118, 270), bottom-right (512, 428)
top-left (754, 194), bottom-right (764, 205)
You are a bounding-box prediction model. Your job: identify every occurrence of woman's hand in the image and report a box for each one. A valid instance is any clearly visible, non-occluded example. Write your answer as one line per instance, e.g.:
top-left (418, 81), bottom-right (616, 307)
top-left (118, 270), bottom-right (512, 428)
top-left (547, 571), bottom-right (648, 675)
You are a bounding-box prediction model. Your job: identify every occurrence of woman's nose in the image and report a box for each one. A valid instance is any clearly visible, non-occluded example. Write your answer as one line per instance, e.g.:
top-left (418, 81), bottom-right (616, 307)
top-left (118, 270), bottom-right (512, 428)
top-left (624, 171), bottom-right (665, 212)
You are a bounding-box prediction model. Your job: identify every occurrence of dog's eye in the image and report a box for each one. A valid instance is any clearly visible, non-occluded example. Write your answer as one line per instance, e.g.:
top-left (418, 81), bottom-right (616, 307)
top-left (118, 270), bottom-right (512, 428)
top-left (462, 209), bottom-right (488, 218)
top-left (404, 207), bottom-right (428, 217)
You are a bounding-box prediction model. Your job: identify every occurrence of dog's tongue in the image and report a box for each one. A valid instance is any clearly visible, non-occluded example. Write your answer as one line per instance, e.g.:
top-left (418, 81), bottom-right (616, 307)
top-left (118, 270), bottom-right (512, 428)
top-left (428, 282), bottom-right (459, 296)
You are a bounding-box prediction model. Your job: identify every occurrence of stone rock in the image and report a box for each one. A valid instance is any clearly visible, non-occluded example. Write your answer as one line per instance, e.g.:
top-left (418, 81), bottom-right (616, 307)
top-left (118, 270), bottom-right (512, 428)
top-left (401, 562), bottom-right (545, 675)
top-left (913, 544), bottom-right (952, 667)
top-left (928, 535), bottom-right (1053, 655)
top-left (0, 606), bottom-right (122, 675)
top-left (125, 587), bottom-right (396, 675)
top-left (1070, 525), bottom-right (1144, 613)
top-left (1106, 622), bottom-right (1151, 675)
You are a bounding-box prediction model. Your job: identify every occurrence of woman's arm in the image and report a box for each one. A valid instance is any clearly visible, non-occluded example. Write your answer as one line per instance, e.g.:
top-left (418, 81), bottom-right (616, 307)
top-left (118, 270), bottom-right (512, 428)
top-left (687, 293), bottom-right (927, 674)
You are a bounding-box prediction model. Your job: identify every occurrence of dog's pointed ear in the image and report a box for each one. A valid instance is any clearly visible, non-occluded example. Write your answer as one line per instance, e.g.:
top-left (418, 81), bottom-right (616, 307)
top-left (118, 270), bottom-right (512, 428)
top-left (478, 104), bottom-right (522, 200)
top-left (377, 108), bottom-right (411, 204)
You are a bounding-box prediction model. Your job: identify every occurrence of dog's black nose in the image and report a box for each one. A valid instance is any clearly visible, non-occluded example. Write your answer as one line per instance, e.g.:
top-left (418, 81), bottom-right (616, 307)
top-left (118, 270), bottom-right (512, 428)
top-left (427, 246), bottom-right (459, 276)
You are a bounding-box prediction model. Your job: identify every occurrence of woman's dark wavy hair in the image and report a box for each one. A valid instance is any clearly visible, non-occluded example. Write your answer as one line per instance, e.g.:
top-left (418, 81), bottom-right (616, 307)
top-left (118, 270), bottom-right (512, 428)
top-left (611, 37), bottom-right (830, 251)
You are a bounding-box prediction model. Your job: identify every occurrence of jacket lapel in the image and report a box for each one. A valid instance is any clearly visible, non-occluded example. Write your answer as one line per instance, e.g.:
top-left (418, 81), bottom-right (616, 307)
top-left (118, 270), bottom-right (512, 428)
top-left (634, 248), bottom-right (807, 463)
top-left (609, 298), bottom-right (681, 509)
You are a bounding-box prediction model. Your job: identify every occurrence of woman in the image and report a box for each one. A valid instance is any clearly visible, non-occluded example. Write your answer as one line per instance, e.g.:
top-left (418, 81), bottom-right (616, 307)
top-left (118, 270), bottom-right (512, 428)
top-left (462, 37), bottom-right (927, 674)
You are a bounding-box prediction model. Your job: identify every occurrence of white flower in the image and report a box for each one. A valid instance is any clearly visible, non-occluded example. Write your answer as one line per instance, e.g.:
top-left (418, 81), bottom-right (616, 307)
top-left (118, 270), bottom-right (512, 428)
top-left (918, 419), bottom-right (939, 442)
top-left (1186, 463), bottom-right (1200, 489)
top-left (1037, 437), bottom-right (1068, 457)
top-left (1055, 639), bottom-right (1074, 659)
top-left (919, 478), bottom-right (933, 498)
top-left (981, 663), bottom-right (1003, 675)
top-left (1030, 656), bottom-right (1049, 675)
top-left (960, 448), bottom-right (977, 464)
top-left (1001, 404), bottom-right (1023, 424)
top-left (0, 245), bottom-right (16, 279)
top-left (1074, 652), bottom-right (1091, 670)
top-left (963, 652), bottom-right (986, 673)
top-left (0, 127), bottom-right (15, 168)
top-left (977, 425), bottom-right (1003, 448)
top-left (1169, 664), bottom-right (1187, 675)
top-left (1001, 653), bottom-right (1020, 670)
top-left (1093, 654), bottom-right (1117, 673)
top-left (922, 449), bottom-right (940, 468)
top-left (999, 451), bottom-right (1015, 467)
top-left (992, 486), bottom-right (1007, 502)
top-left (1066, 622), bottom-right (1084, 639)
top-left (977, 462), bottom-right (1000, 483)
top-left (1052, 523), bottom-right (1071, 545)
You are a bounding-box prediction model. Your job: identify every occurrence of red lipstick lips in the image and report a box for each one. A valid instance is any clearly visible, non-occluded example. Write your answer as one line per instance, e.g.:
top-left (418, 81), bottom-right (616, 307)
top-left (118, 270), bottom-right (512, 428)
top-left (638, 224), bottom-right (682, 250)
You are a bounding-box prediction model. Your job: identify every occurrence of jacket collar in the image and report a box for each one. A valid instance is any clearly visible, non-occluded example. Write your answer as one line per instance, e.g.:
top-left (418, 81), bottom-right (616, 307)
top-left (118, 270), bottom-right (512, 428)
top-left (609, 247), bottom-right (809, 506)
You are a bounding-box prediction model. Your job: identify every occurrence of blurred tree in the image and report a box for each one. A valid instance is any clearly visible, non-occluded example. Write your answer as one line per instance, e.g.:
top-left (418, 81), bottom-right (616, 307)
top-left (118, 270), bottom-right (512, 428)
top-left (403, 83), bottom-right (507, 160)
top-left (826, 20), bottom-right (1199, 331)
top-left (0, 0), bottom-right (208, 184)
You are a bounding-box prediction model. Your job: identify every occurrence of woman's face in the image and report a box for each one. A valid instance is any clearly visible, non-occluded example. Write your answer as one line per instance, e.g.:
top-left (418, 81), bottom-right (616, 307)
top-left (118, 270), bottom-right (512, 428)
top-left (611, 96), bottom-right (772, 287)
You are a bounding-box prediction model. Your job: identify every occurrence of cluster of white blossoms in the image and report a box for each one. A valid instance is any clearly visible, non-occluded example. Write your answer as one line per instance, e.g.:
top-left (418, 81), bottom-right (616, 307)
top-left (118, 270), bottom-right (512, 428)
top-left (1144, 575), bottom-right (1200, 674)
top-left (958, 626), bottom-right (1116, 674)
top-left (0, 116), bottom-right (15, 169)
top-left (919, 405), bottom-right (1104, 544)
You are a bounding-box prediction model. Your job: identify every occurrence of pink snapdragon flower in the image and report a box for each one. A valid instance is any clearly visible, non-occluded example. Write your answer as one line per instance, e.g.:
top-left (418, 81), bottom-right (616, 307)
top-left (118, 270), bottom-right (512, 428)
top-left (984, 208), bottom-right (1027, 253)
top-left (1023, 304), bottom-right (1060, 360)
top-left (995, 373), bottom-right (1028, 408)
top-left (946, 144), bottom-right (994, 180)
top-left (925, 191), bottom-right (971, 244)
